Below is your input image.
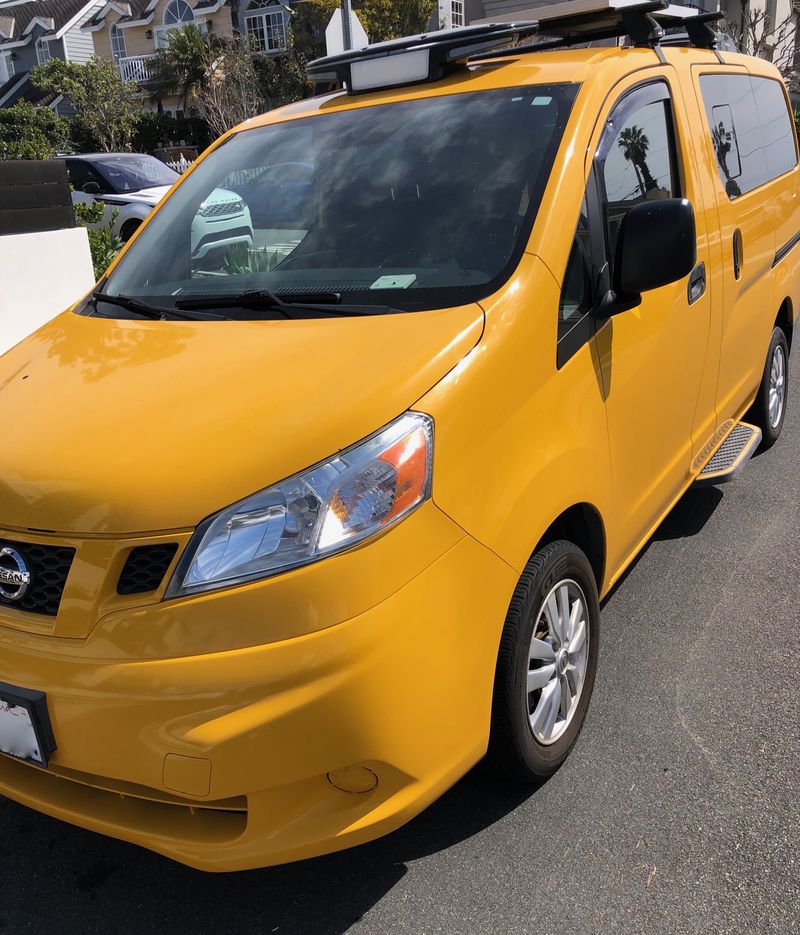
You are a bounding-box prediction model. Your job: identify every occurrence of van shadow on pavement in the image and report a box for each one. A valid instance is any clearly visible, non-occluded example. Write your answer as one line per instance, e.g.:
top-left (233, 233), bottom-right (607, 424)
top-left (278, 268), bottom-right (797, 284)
top-left (0, 770), bottom-right (537, 935)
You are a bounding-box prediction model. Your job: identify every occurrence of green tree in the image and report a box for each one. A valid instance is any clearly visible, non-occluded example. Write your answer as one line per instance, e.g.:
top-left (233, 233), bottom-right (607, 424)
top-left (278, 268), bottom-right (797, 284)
top-left (253, 40), bottom-right (311, 110)
top-left (148, 24), bottom-right (220, 110)
top-left (357, 0), bottom-right (436, 42)
top-left (294, 0), bottom-right (436, 56)
top-left (0, 100), bottom-right (70, 159)
top-left (31, 57), bottom-right (140, 152)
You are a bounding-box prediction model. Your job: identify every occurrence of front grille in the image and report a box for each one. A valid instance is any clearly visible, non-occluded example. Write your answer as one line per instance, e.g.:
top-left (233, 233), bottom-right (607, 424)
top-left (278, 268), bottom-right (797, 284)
top-left (199, 199), bottom-right (243, 218)
top-left (0, 539), bottom-right (75, 617)
top-left (117, 543), bottom-right (178, 595)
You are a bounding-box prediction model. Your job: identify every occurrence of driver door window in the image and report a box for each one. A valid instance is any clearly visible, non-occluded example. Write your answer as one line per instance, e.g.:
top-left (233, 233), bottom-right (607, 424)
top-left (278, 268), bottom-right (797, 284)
top-left (598, 87), bottom-right (680, 261)
top-left (66, 161), bottom-right (106, 194)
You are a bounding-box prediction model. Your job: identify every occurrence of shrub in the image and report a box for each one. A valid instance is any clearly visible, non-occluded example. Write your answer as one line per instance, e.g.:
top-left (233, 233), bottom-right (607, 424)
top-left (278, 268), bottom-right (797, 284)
top-left (0, 100), bottom-right (70, 159)
top-left (74, 201), bottom-right (123, 279)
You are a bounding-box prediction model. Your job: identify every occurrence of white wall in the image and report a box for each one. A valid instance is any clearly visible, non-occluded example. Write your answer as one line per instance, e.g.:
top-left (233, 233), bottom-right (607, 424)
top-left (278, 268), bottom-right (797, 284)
top-left (63, 3), bottom-right (104, 63)
top-left (0, 227), bottom-right (95, 357)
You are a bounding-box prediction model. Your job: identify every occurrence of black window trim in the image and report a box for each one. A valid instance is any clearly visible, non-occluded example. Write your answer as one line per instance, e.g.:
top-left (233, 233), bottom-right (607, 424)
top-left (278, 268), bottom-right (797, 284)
top-left (557, 168), bottom-right (607, 369)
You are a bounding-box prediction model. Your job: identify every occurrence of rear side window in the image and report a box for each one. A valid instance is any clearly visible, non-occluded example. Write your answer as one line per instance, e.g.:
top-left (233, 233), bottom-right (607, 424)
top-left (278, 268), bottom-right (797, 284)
top-left (753, 77), bottom-right (798, 180)
top-left (700, 74), bottom-right (797, 199)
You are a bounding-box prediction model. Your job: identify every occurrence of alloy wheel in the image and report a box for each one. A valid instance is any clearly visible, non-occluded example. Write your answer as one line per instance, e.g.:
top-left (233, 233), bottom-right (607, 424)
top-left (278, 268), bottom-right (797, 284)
top-left (527, 579), bottom-right (590, 745)
top-left (769, 343), bottom-right (786, 429)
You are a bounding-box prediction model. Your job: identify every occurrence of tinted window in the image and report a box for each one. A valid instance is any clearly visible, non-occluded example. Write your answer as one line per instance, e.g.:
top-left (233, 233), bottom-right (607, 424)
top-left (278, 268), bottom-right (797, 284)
top-left (93, 155), bottom-right (179, 193)
top-left (752, 76), bottom-right (797, 180)
top-left (102, 85), bottom-right (579, 314)
top-left (559, 197), bottom-right (593, 340)
top-left (700, 74), bottom-right (796, 199)
top-left (599, 91), bottom-right (679, 259)
top-left (66, 160), bottom-right (104, 192)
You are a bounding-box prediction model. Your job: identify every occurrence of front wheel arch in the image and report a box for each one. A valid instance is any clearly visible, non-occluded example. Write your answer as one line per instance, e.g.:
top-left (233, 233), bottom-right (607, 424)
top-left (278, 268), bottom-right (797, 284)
top-left (533, 503), bottom-right (606, 593)
top-left (120, 218), bottom-right (142, 242)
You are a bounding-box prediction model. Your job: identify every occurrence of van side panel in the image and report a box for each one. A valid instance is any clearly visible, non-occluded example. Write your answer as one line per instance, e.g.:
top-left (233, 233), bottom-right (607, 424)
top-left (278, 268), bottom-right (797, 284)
top-left (584, 66), bottom-right (716, 578)
top-left (749, 66), bottom-right (800, 331)
top-left (691, 64), bottom-right (795, 422)
top-left (420, 254), bottom-right (613, 588)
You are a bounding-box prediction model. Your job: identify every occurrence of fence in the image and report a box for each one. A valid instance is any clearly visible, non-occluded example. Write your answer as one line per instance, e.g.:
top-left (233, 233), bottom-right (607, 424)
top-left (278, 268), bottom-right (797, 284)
top-left (165, 156), bottom-right (194, 174)
top-left (0, 159), bottom-right (74, 236)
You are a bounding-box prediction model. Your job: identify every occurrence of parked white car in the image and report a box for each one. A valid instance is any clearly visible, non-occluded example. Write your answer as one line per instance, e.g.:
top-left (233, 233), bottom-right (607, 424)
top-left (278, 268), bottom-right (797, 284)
top-left (61, 153), bottom-right (254, 261)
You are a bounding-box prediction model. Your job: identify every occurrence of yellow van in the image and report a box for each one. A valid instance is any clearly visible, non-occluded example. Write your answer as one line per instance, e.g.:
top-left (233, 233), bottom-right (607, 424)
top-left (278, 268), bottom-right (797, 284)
top-left (0, 1), bottom-right (797, 871)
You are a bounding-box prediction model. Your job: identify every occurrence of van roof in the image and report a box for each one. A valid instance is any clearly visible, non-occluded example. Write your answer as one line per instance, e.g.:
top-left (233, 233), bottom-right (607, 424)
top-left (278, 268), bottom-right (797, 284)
top-left (244, 43), bottom-right (781, 133)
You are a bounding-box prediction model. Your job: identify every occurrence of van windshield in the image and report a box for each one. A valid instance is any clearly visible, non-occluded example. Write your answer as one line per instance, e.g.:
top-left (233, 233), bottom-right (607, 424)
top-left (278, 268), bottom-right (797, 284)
top-left (101, 83), bottom-right (578, 314)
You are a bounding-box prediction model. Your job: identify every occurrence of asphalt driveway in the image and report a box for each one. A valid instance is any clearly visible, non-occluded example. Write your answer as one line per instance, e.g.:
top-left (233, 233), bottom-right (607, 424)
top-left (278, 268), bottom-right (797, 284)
top-left (2, 394), bottom-right (799, 935)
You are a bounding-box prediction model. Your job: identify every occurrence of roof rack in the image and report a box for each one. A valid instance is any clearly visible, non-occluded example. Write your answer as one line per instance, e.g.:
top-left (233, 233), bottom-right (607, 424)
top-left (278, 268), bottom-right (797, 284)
top-left (306, 2), bottom-right (726, 94)
top-left (305, 22), bottom-right (541, 91)
top-left (530, 1), bottom-right (722, 49)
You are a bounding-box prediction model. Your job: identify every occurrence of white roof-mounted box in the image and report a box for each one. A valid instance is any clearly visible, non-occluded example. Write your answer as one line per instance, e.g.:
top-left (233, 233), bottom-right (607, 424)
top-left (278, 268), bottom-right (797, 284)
top-left (306, 22), bottom-right (540, 94)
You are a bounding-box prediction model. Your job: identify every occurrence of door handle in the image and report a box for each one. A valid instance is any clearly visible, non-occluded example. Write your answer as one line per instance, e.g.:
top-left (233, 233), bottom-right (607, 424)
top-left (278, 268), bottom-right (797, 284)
top-left (688, 262), bottom-right (706, 305)
top-left (733, 228), bottom-right (743, 280)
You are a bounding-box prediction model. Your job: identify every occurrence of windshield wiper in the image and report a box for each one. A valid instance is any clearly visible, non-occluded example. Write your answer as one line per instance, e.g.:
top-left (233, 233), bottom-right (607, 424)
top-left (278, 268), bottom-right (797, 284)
top-left (91, 292), bottom-right (226, 321)
top-left (174, 289), bottom-right (401, 317)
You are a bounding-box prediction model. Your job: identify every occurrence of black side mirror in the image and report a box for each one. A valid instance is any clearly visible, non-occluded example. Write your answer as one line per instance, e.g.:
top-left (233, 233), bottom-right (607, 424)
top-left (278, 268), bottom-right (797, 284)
top-left (82, 181), bottom-right (101, 195)
top-left (605, 198), bottom-right (696, 315)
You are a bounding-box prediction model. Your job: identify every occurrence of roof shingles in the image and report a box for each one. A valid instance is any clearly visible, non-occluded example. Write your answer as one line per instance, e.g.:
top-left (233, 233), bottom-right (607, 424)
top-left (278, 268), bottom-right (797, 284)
top-left (0, 0), bottom-right (96, 44)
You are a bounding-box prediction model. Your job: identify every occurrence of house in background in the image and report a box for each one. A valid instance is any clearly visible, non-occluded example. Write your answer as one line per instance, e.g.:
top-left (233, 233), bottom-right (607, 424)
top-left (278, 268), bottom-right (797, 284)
top-left (82, 0), bottom-right (235, 111)
top-left (235, 0), bottom-right (296, 54)
top-left (429, 0), bottom-right (485, 29)
top-left (0, 0), bottom-right (102, 113)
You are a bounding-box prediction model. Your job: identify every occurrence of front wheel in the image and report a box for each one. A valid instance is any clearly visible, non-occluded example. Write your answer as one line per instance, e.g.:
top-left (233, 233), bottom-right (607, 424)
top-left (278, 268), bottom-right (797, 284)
top-left (749, 326), bottom-right (789, 449)
top-left (487, 540), bottom-right (600, 781)
top-left (120, 219), bottom-right (142, 243)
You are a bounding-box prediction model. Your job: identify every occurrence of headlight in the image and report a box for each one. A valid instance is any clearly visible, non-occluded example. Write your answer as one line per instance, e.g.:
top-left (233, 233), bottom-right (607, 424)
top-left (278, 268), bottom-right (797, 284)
top-left (166, 412), bottom-right (433, 597)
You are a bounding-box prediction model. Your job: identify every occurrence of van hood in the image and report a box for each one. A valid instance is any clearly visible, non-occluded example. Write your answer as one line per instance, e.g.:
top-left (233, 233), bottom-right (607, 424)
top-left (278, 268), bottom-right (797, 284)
top-left (0, 307), bottom-right (483, 535)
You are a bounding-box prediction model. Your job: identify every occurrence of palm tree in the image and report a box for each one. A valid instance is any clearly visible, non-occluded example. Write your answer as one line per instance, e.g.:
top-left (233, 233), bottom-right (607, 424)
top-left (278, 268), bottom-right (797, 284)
top-left (617, 125), bottom-right (656, 197)
top-left (148, 24), bottom-right (219, 112)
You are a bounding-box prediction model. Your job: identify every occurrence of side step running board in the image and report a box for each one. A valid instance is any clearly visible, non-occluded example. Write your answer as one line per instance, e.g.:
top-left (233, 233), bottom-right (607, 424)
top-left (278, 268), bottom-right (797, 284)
top-left (694, 422), bottom-right (762, 487)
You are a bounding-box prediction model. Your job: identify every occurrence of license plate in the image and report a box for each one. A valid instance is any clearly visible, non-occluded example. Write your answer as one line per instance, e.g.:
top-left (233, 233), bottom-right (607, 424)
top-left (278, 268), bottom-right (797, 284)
top-left (0, 682), bottom-right (56, 767)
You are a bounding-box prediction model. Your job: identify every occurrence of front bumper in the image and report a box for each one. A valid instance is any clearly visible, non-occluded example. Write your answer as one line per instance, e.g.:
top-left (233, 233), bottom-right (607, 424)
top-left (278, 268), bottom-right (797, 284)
top-left (0, 512), bottom-right (515, 871)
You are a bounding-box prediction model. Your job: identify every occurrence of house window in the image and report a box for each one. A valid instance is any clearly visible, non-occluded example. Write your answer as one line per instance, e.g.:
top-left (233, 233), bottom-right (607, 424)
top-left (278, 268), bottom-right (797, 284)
top-left (0, 52), bottom-right (14, 79)
top-left (245, 7), bottom-right (287, 53)
top-left (163, 0), bottom-right (194, 25)
top-left (110, 23), bottom-right (127, 61)
top-left (36, 37), bottom-right (52, 65)
top-left (451, 0), bottom-right (464, 27)
top-left (155, 0), bottom-right (195, 47)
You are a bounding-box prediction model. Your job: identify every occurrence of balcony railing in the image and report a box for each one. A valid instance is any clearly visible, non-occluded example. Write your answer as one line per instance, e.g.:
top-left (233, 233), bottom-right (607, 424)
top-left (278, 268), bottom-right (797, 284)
top-left (118, 54), bottom-right (157, 83)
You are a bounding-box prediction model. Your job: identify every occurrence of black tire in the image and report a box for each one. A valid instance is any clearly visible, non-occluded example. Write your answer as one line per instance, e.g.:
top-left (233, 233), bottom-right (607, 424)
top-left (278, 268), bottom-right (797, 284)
top-left (120, 220), bottom-right (141, 243)
top-left (748, 326), bottom-right (789, 450)
top-left (486, 540), bottom-right (600, 782)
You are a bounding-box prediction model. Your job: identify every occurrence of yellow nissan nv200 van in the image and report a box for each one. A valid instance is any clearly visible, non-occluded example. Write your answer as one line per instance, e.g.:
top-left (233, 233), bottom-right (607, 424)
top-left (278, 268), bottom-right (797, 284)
top-left (0, 1), bottom-right (797, 870)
